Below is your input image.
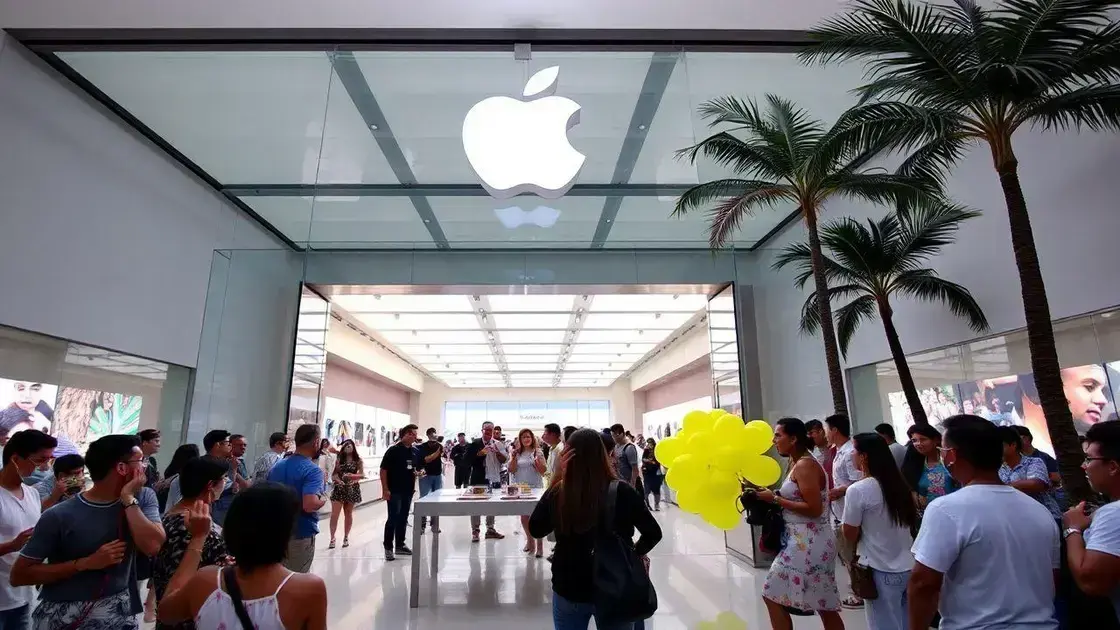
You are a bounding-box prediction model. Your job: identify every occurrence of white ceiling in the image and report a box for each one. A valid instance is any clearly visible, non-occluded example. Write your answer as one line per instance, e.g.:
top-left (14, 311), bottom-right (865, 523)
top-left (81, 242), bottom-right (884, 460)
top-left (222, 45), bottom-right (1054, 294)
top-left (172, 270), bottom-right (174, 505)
top-left (55, 49), bottom-right (867, 250)
top-left (330, 292), bottom-right (709, 388)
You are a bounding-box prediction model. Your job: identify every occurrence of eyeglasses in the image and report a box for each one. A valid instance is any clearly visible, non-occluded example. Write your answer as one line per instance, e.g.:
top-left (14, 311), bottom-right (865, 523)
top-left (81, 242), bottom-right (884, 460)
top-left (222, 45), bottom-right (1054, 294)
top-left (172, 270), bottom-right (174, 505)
top-left (122, 458), bottom-right (145, 465)
top-left (1084, 456), bottom-right (1111, 464)
top-left (936, 446), bottom-right (954, 453)
top-left (27, 455), bottom-right (53, 466)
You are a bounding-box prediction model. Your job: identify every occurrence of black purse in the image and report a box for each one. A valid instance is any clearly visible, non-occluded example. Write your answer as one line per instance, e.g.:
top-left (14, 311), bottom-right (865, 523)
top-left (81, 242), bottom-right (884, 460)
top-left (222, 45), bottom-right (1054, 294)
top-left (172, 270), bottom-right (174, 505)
top-left (222, 566), bottom-right (257, 630)
top-left (592, 481), bottom-right (658, 624)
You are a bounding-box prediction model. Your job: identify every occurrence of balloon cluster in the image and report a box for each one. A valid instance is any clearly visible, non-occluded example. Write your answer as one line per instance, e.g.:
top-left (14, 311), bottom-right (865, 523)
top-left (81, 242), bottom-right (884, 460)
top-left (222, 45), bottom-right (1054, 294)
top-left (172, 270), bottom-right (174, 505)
top-left (695, 611), bottom-right (748, 630)
top-left (655, 409), bottom-right (780, 530)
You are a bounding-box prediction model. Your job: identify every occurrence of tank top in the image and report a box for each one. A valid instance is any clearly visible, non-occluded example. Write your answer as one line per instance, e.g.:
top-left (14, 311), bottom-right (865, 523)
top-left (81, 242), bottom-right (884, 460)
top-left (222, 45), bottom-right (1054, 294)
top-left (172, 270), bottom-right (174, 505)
top-left (779, 456), bottom-right (831, 525)
top-left (194, 569), bottom-right (295, 630)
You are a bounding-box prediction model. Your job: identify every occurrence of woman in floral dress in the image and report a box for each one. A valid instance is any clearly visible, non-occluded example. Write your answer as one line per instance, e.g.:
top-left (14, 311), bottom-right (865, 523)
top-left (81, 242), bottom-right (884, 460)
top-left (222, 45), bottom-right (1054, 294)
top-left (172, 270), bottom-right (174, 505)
top-left (152, 456), bottom-right (233, 630)
top-left (329, 439), bottom-right (364, 549)
top-left (755, 418), bottom-right (844, 630)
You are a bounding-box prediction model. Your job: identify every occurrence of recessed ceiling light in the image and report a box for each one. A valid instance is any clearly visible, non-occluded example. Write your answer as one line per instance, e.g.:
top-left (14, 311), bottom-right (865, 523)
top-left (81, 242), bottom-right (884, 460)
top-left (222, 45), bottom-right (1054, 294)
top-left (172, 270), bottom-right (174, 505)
top-left (375, 295), bottom-right (381, 300)
top-left (394, 313), bottom-right (400, 320)
top-left (412, 330), bottom-right (418, 336)
top-left (369, 123), bottom-right (379, 130)
top-left (672, 294), bottom-right (679, 300)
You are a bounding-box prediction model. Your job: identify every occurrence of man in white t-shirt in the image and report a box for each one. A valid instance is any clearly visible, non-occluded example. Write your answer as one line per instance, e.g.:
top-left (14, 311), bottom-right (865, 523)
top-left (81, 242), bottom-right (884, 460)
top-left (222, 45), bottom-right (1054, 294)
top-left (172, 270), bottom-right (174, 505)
top-left (875, 423), bottom-right (908, 468)
top-left (0, 429), bottom-right (57, 629)
top-left (910, 415), bottom-right (1059, 630)
top-left (826, 414), bottom-right (864, 608)
top-left (1064, 420), bottom-right (1120, 621)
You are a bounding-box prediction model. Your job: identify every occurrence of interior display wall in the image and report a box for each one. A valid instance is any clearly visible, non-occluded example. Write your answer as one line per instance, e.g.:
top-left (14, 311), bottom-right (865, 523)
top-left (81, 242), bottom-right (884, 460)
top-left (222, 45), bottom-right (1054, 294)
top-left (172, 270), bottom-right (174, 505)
top-left (0, 34), bottom-right (285, 369)
top-left (323, 360), bottom-right (411, 414)
top-left (642, 360), bottom-right (712, 411)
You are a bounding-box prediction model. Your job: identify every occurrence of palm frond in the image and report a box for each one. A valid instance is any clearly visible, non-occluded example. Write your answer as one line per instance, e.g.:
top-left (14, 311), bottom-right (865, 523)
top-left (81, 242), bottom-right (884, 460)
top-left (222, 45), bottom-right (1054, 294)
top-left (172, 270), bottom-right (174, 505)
top-left (896, 199), bottom-right (982, 265)
top-left (706, 186), bottom-right (796, 248)
top-left (1017, 84), bottom-right (1120, 132)
top-left (892, 270), bottom-right (990, 331)
top-left (763, 94), bottom-right (826, 167)
top-left (822, 172), bottom-right (937, 207)
top-left (799, 290), bottom-right (825, 337)
top-left (896, 133), bottom-right (974, 188)
top-left (772, 241), bottom-right (862, 291)
top-left (1066, 20), bottom-right (1120, 86)
top-left (672, 179), bottom-right (793, 219)
top-left (834, 295), bottom-right (879, 357)
top-left (675, 132), bottom-right (791, 181)
top-left (995, 0), bottom-right (1114, 69)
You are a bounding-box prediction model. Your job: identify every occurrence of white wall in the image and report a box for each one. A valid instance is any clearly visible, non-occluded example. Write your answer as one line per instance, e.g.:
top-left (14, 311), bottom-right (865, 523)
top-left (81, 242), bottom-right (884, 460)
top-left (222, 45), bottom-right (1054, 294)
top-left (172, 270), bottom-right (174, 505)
top-left (0, 33), bottom-right (284, 368)
top-left (326, 319), bottom-right (424, 393)
top-left (754, 129), bottom-right (1120, 420)
top-left (0, 0), bottom-right (843, 31)
top-left (417, 379), bottom-right (639, 433)
top-left (630, 326), bottom-right (711, 391)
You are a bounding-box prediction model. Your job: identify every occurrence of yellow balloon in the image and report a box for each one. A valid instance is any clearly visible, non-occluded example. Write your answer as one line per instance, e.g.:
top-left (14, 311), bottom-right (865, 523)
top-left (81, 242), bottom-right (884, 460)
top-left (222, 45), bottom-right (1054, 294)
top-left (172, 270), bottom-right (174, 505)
top-left (655, 436), bottom-right (685, 466)
top-left (709, 409), bottom-right (729, 421)
top-left (687, 430), bottom-right (719, 454)
top-left (665, 454), bottom-right (704, 491)
top-left (711, 445), bottom-right (740, 472)
top-left (705, 505), bottom-right (743, 530)
top-left (746, 419), bottom-right (775, 442)
top-left (742, 424), bottom-right (774, 456)
top-left (704, 469), bottom-right (741, 502)
top-left (739, 455), bottom-right (782, 487)
top-left (696, 622), bottom-right (719, 630)
top-left (714, 611), bottom-right (748, 630)
top-left (683, 409), bottom-right (716, 434)
top-left (713, 414), bottom-right (745, 441)
top-left (675, 487), bottom-right (704, 514)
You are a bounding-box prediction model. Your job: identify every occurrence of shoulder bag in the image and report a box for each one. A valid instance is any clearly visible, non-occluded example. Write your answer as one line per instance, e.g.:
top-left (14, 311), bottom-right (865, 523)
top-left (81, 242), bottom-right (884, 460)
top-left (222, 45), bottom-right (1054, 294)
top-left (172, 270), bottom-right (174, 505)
top-left (592, 480), bottom-right (658, 624)
top-left (222, 566), bottom-right (257, 630)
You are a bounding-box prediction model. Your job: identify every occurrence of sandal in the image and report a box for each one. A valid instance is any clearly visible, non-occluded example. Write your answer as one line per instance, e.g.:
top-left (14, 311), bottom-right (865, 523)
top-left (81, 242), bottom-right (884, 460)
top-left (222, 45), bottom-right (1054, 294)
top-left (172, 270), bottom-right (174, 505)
top-left (342, 538), bottom-right (350, 548)
top-left (841, 596), bottom-right (864, 609)
top-left (328, 539), bottom-right (336, 550)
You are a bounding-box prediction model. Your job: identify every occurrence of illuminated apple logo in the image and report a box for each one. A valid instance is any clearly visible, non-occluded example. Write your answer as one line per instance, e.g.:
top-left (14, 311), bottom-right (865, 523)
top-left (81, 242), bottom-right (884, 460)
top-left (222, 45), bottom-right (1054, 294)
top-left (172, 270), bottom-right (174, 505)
top-left (462, 66), bottom-right (585, 199)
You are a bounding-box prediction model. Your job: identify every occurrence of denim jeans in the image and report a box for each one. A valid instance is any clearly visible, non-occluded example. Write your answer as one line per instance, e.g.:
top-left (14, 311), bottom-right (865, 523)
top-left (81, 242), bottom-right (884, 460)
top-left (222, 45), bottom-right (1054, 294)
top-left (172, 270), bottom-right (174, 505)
top-left (551, 593), bottom-right (645, 630)
top-left (0, 604), bottom-right (31, 630)
top-left (865, 569), bottom-right (909, 630)
top-left (418, 475), bottom-right (443, 528)
top-left (384, 490), bottom-right (414, 549)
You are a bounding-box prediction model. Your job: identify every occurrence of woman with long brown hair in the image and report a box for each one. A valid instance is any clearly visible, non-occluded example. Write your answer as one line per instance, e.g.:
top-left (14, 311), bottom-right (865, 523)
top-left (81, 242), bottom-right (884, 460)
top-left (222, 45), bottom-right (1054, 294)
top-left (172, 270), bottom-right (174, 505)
top-left (328, 439), bottom-right (363, 549)
top-left (509, 428), bottom-right (547, 557)
top-left (529, 428), bottom-right (662, 629)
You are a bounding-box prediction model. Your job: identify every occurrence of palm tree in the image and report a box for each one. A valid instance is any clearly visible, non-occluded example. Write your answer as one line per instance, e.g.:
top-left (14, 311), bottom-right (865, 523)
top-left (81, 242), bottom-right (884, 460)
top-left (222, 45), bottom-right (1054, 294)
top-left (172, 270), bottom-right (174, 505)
top-left (673, 95), bottom-right (936, 416)
top-left (773, 199), bottom-right (989, 427)
top-left (801, 0), bottom-right (1118, 498)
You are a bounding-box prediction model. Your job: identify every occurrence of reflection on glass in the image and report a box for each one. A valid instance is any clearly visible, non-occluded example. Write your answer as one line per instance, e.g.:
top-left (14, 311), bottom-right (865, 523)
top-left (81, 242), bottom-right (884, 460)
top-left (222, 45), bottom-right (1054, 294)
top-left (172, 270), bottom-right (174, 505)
top-left (707, 286), bottom-right (742, 416)
top-left (287, 287), bottom-right (330, 435)
top-left (494, 206), bottom-right (562, 229)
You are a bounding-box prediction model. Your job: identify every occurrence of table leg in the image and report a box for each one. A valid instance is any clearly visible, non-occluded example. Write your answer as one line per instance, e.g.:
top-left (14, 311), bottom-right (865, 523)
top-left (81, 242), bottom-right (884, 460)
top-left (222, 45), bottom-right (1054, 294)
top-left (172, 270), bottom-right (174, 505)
top-left (431, 515), bottom-right (440, 575)
top-left (409, 511), bottom-right (423, 608)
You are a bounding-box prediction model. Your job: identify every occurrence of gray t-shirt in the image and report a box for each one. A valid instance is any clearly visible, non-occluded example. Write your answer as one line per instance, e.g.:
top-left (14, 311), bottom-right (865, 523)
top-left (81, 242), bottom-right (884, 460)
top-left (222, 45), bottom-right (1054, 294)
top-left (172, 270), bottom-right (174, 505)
top-left (614, 442), bottom-right (639, 483)
top-left (1084, 500), bottom-right (1120, 618)
top-left (20, 487), bottom-right (161, 613)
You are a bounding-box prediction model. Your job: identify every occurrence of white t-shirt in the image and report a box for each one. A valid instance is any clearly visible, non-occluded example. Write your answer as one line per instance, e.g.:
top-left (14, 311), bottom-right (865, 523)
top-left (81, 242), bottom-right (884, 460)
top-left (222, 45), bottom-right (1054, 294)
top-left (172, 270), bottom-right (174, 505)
top-left (841, 477), bottom-right (914, 573)
top-left (912, 484), bottom-right (1059, 630)
top-left (831, 440), bottom-right (862, 520)
top-left (1083, 500), bottom-right (1120, 619)
top-left (889, 442), bottom-right (907, 468)
top-left (0, 483), bottom-right (42, 611)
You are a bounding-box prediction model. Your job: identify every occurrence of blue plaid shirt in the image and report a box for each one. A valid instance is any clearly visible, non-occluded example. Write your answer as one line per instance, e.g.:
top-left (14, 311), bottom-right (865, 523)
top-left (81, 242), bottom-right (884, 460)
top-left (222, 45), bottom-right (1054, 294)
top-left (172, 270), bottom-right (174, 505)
top-left (999, 455), bottom-right (1061, 520)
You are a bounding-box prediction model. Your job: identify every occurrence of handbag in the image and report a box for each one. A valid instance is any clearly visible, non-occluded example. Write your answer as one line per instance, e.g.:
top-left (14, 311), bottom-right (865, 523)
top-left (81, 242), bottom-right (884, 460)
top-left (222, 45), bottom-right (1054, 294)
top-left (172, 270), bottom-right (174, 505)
top-left (222, 566), bottom-right (257, 630)
top-left (592, 480), bottom-right (658, 624)
top-left (848, 555), bottom-right (878, 600)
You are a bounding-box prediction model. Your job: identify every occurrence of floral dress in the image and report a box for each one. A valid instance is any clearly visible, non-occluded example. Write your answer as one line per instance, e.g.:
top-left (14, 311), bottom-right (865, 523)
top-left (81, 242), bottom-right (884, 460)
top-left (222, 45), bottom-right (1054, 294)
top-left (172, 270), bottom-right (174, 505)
top-left (151, 512), bottom-right (231, 630)
top-left (330, 460), bottom-right (363, 503)
top-left (761, 460), bottom-right (841, 612)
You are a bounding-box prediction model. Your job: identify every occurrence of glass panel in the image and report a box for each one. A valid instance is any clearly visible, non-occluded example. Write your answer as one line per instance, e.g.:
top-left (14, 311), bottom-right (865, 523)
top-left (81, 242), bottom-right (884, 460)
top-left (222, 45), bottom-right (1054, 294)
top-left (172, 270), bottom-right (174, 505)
top-left (707, 286), bottom-right (742, 414)
top-left (286, 287), bottom-right (330, 441)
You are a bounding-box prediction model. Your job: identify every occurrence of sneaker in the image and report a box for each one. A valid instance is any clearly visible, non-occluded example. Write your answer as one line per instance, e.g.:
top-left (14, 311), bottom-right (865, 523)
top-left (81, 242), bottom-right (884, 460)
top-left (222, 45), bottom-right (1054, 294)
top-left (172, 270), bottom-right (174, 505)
top-left (485, 529), bottom-right (505, 540)
top-left (395, 545), bottom-right (413, 556)
top-left (385, 547), bottom-right (395, 561)
top-left (472, 530), bottom-right (480, 543)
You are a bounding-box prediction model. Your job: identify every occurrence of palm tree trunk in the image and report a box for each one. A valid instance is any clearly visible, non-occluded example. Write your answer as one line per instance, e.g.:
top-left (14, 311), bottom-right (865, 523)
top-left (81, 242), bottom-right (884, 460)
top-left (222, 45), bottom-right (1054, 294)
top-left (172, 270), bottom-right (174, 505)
top-left (996, 155), bottom-right (1090, 501)
top-left (804, 208), bottom-right (849, 416)
top-left (878, 299), bottom-right (929, 427)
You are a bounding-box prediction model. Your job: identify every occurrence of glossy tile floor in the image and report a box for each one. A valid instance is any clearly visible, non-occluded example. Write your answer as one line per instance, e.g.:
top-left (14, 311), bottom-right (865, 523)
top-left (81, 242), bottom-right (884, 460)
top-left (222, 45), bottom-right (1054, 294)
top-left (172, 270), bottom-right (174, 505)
top-left (298, 501), bottom-right (872, 630)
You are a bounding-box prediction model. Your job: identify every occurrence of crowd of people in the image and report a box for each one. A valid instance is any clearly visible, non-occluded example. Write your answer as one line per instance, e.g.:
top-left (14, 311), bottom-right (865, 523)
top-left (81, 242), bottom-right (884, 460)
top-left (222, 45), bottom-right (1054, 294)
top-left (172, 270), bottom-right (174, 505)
top-left (756, 413), bottom-right (1120, 630)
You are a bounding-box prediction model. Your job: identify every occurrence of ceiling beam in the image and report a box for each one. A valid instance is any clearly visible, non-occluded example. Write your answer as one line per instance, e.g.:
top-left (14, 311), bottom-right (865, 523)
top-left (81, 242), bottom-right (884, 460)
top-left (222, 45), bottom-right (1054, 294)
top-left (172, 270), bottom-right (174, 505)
top-left (590, 51), bottom-right (679, 248)
top-left (224, 183), bottom-right (695, 197)
top-left (328, 51), bottom-right (451, 248)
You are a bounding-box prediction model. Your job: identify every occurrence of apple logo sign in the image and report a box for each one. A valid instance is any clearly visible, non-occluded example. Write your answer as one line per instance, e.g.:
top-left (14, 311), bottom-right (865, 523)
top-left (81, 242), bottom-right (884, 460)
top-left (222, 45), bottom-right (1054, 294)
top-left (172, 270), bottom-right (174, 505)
top-left (462, 66), bottom-right (585, 200)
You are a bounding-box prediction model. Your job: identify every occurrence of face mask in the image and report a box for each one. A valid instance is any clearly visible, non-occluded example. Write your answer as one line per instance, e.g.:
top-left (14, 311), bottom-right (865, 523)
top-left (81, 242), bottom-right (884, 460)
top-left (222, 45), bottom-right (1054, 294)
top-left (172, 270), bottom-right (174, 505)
top-left (21, 466), bottom-right (48, 486)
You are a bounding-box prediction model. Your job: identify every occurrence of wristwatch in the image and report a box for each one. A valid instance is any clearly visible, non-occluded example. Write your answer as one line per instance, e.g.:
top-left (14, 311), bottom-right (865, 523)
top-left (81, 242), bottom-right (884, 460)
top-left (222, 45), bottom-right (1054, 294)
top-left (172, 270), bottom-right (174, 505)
top-left (121, 497), bottom-right (139, 510)
top-left (1063, 527), bottom-right (1083, 540)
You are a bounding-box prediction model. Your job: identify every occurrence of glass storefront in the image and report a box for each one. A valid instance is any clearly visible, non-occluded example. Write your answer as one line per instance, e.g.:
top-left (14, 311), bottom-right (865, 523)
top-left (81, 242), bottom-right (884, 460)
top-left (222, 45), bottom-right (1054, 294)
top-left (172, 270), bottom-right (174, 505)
top-left (443, 400), bottom-right (610, 437)
top-left (849, 306), bottom-right (1120, 455)
top-left (0, 324), bottom-right (193, 455)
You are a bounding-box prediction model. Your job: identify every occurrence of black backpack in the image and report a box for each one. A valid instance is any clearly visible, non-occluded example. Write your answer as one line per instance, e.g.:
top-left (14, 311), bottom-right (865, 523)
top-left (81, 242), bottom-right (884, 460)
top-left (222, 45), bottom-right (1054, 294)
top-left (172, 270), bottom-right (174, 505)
top-left (592, 480), bottom-right (658, 624)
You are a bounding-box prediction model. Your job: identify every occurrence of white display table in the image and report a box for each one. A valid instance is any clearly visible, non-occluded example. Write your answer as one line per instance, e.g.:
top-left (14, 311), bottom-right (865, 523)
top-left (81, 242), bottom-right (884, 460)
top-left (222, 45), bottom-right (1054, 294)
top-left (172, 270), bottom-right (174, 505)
top-left (408, 488), bottom-right (543, 608)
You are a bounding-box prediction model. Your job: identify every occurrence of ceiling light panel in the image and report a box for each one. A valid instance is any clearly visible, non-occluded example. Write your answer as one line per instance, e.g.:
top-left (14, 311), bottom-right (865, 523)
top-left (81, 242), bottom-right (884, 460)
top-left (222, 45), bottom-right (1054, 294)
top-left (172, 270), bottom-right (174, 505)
top-left (425, 363), bottom-right (498, 373)
top-left (492, 313), bottom-right (573, 330)
top-left (381, 329), bottom-right (488, 345)
top-left (582, 312), bottom-right (692, 330)
top-left (578, 329), bottom-right (667, 344)
top-left (502, 344), bottom-right (564, 355)
top-left (504, 363), bottom-right (560, 372)
top-left (502, 354), bottom-right (561, 364)
top-left (407, 354), bottom-right (495, 364)
top-left (396, 344), bottom-right (491, 356)
top-left (589, 294), bottom-right (708, 313)
top-left (563, 363), bottom-right (622, 372)
top-left (708, 312), bottom-right (736, 329)
top-left (487, 295), bottom-right (575, 312)
top-left (356, 312), bottom-right (480, 330)
top-left (570, 343), bottom-right (656, 355)
top-left (500, 330), bottom-right (566, 344)
top-left (332, 294), bottom-right (473, 313)
top-left (565, 354), bottom-right (645, 363)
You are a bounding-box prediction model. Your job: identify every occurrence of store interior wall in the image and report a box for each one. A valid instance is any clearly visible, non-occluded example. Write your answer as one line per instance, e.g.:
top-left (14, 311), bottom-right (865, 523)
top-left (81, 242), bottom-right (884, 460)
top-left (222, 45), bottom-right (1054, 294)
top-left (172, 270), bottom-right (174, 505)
top-left (0, 32), bottom-right (285, 370)
top-left (754, 127), bottom-right (1120, 421)
top-left (641, 359), bottom-right (712, 412)
top-left (323, 358), bottom-right (412, 415)
top-left (327, 318), bottom-right (425, 393)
